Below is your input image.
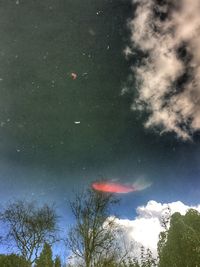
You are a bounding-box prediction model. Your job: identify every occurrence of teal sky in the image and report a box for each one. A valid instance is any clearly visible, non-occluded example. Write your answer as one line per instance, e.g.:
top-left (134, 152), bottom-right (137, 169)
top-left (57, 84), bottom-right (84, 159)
top-left (0, 0), bottom-right (200, 227)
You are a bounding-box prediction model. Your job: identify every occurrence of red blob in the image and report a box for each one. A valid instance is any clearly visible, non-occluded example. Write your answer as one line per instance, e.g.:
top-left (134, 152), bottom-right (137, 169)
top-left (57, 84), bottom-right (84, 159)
top-left (92, 182), bottom-right (136, 194)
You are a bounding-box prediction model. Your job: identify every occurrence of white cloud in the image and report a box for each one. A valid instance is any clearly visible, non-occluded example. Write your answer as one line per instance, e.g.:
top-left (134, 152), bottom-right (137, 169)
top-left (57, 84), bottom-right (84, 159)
top-left (112, 200), bottom-right (200, 259)
top-left (127, 0), bottom-right (200, 140)
top-left (66, 200), bottom-right (200, 265)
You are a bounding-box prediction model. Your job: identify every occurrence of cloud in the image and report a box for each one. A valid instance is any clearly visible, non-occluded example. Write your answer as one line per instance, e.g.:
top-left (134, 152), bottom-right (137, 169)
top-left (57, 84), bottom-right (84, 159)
top-left (112, 200), bottom-right (200, 259)
top-left (127, 0), bottom-right (200, 140)
top-left (67, 200), bottom-right (200, 264)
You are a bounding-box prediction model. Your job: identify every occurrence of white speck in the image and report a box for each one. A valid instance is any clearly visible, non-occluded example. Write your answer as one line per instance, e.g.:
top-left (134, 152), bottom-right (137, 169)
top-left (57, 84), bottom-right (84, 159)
top-left (0, 78), bottom-right (3, 81)
top-left (107, 45), bottom-right (110, 50)
top-left (74, 121), bottom-right (80, 124)
top-left (96, 11), bottom-right (102, 15)
top-left (82, 72), bottom-right (88, 77)
top-left (16, 0), bottom-right (19, 4)
top-left (7, 118), bottom-right (10, 122)
top-left (16, 149), bottom-right (20, 153)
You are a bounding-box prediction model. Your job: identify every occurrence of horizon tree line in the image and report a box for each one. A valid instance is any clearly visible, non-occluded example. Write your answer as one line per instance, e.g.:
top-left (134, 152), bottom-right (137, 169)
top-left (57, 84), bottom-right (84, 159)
top-left (0, 188), bottom-right (199, 267)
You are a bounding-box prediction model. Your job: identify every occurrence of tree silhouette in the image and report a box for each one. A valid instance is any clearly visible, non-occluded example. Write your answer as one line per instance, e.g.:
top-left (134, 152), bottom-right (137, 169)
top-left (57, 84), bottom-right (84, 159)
top-left (158, 209), bottom-right (200, 267)
top-left (0, 253), bottom-right (31, 267)
top-left (54, 255), bottom-right (62, 267)
top-left (67, 189), bottom-right (119, 267)
top-left (35, 243), bottom-right (54, 267)
top-left (0, 200), bottom-right (59, 263)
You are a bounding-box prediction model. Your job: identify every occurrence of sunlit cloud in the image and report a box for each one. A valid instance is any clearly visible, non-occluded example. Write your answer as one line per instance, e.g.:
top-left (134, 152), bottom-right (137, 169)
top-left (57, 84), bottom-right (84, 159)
top-left (127, 0), bottom-right (200, 140)
top-left (111, 200), bottom-right (200, 258)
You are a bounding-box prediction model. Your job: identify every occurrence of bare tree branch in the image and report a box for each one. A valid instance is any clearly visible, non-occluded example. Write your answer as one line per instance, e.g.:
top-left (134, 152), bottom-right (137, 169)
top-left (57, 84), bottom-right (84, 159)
top-left (0, 200), bottom-right (59, 263)
top-left (67, 189), bottom-right (119, 267)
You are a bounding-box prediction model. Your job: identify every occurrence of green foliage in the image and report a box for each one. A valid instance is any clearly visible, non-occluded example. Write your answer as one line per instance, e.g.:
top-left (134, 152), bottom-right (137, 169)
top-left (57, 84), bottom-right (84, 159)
top-left (54, 255), bottom-right (62, 267)
top-left (158, 209), bottom-right (200, 267)
top-left (143, 248), bottom-right (157, 267)
top-left (0, 253), bottom-right (31, 267)
top-left (140, 246), bottom-right (157, 267)
top-left (121, 257), bottom-right (140, 267)
top-left (35, 243), bottom-right (54, 267)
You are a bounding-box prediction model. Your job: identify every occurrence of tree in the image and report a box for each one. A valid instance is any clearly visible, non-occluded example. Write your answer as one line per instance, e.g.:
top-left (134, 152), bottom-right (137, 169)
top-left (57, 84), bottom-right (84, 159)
top-left (0, 253), bottom-right (31, 267)
top-left (54, 255), bottom-right (62, 267)
top-left (139, 246), bottom-right (157, 267)
top-left (143, 248), bottom-right (157, 267)
top-left (157, 206), bottom-right (171, 259)
top-left (35, 243), bottom-right (53, 267)
top-left (67, 189), bottom-right (119, 267)
top-left (124, 257), bottom-right (140, 267)
top-left (158, 209), bottom-right (200, 267)
top-left (0, 200), bottom-right (59, 264)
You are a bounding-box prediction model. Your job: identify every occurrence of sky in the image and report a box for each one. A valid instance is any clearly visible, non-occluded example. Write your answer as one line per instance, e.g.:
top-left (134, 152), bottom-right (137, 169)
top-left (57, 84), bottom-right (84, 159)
top-left (1, 0), bottom-right (200, 262)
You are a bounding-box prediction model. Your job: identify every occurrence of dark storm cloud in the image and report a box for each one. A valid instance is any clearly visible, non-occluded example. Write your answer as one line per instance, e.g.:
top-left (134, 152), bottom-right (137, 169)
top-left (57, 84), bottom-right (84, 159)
top-left (126, 0), bottom-right (200, 140)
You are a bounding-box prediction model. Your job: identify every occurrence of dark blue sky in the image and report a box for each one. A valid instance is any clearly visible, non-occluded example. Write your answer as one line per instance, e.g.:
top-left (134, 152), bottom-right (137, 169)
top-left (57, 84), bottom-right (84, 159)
top-left (0, 0), bottom-right (200, 250)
